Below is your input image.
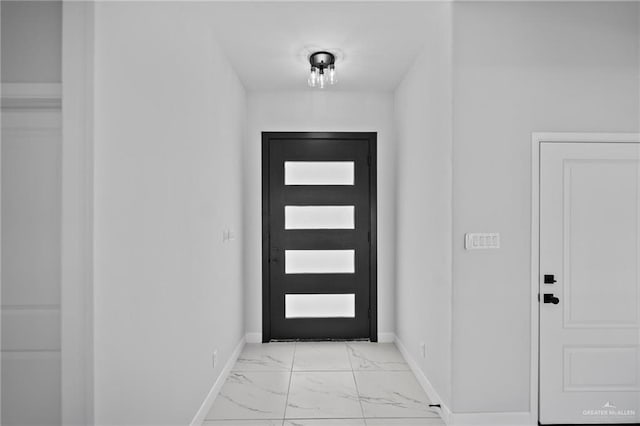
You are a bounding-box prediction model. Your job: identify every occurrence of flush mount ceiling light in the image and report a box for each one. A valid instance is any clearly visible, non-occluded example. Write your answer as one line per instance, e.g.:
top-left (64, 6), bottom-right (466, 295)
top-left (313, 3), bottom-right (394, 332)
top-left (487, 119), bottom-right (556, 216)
top-left (307, 51), bottom-right (337, 88)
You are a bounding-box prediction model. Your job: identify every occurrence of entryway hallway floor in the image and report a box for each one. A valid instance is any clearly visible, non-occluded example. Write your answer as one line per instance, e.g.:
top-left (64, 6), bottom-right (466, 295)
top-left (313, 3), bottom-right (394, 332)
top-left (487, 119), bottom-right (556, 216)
top-left (204, 341), bottom-right (444, 426)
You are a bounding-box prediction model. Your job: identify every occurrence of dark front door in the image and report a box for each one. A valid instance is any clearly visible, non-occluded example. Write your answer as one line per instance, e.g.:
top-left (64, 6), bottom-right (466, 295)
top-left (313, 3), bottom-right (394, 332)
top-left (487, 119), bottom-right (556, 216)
top-left (262, 132), bottom-right (377, 341)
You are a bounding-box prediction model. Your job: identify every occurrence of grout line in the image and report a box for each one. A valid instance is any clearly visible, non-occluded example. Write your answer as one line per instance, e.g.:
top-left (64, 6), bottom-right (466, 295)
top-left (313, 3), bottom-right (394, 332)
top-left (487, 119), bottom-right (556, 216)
top-left (347, 342), bottom-right (367, 420)
top-left (282, 342), bottom-right (297, 424)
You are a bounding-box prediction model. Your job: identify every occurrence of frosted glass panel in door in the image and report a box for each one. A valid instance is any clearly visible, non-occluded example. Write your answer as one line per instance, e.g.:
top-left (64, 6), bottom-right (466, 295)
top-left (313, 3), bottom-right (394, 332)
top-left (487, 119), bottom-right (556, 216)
top-left (285, 250), bottom-right (355, 274)
top-left (285, 206), bottom-right (355, 229)
top-left (285, 294), bottom-right (356, 318)
top-left (284, 161), bottom-right (354, 185)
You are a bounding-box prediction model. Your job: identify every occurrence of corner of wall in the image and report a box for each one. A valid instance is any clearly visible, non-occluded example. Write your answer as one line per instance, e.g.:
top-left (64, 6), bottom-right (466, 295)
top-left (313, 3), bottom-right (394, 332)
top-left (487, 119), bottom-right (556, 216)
top-left (61, 1), bottom-right (95, 424)
top-left (189, 336), bottom-right (246, 426)
top-left (392, 1), bottom-right (454, 411)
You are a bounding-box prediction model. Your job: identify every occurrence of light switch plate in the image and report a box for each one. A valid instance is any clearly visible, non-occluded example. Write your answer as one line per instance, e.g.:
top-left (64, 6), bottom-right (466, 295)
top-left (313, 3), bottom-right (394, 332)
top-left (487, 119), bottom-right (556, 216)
top-left (222, 229), bottom-right (235, 243)
top-left (465, 233), bottom-right (500, 250)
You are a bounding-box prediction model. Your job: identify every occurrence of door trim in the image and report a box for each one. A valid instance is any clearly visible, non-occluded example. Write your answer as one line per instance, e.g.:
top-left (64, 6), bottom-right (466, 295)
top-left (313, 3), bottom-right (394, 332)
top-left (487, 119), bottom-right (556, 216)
top-left (261, 132), bottom-right (377, 343)
top-left (530, 132), bottom-right (640, 424)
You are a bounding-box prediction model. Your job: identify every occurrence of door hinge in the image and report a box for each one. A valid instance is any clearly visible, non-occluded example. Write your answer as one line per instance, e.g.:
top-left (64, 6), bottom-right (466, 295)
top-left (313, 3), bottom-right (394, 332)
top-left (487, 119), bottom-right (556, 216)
top-left (368, 309), bottom-right (371, 318)
top-left (367, 231), bottom-right (370, 243)
top-left (367, 155), bottom-right (372, 166)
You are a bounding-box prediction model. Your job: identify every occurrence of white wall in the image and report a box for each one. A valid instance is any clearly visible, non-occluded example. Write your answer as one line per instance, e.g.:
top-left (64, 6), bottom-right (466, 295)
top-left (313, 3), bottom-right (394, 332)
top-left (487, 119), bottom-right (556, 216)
top-left (451, 1), bottom-right (640, 414)
top-left (1, 1), bottom-right (61, 83)
top-left (245, 91), bottom-right (396, 339)
top-left (393, 2), bottom-right (453, 409)
top-left (93, 3), bottom-right (246, 425)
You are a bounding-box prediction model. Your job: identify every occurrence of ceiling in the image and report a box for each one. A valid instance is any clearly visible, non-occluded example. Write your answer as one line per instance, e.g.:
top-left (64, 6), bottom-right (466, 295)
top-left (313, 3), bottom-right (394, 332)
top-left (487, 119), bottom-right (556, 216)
top-left (206, 2), bottom-right (439, 92)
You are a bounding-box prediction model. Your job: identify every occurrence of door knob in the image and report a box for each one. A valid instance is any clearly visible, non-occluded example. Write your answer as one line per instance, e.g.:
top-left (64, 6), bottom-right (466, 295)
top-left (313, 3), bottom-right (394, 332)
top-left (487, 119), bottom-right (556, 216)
top-left (543, 294), bottom-right (560, 304)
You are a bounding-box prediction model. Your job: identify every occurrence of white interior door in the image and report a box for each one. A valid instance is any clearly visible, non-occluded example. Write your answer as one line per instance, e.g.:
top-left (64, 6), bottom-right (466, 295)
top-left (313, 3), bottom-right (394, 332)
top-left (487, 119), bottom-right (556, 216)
top-left (540, 142), bottom-right (640, 424)
top-left (2, 109), bottom-right (62, 425)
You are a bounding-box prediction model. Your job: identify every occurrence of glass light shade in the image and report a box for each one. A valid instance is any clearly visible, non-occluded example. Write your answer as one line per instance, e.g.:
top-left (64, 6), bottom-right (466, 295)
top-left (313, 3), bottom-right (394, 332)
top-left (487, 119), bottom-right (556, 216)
top-left (319, 71), bottom-right (326, 88)
top-left (308, 67), bottom-right (318, 87)
top-left (328, 65), bottom-right (337, 85)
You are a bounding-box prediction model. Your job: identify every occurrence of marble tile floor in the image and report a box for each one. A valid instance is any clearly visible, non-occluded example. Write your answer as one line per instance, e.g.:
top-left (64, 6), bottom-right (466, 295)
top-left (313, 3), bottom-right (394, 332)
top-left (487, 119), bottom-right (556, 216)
top-left (204, 341), bottom-right (444, 426)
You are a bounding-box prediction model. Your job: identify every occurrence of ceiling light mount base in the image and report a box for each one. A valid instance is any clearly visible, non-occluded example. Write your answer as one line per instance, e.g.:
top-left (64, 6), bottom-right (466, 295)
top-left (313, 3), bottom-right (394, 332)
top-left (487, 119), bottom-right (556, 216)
top-left (309, 51), bottom-right (335, 68)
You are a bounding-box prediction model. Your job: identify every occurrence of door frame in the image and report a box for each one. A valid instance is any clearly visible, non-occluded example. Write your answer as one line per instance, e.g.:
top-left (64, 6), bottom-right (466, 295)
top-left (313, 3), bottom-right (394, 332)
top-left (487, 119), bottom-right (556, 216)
top-left (261, 131), bottom-right (377, 343)
top-left (530, 132), bottom-right (640, 424)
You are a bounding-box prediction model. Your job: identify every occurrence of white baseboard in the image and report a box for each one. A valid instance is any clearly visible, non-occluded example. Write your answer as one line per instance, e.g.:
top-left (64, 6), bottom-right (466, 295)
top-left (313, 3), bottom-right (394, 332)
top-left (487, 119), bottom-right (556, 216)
top-left (245, 332), bottom-right (262, 343)
top-left (394, 336), bottom-right (453, 425)
top-left (395, 337), bottom-right (534, 426)
top-left (190, 336), bottom-right (246, 426)
top-left (377, 332), bottom-right (395, 343)
top-left (449, 411), bottom-right (534, 426)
